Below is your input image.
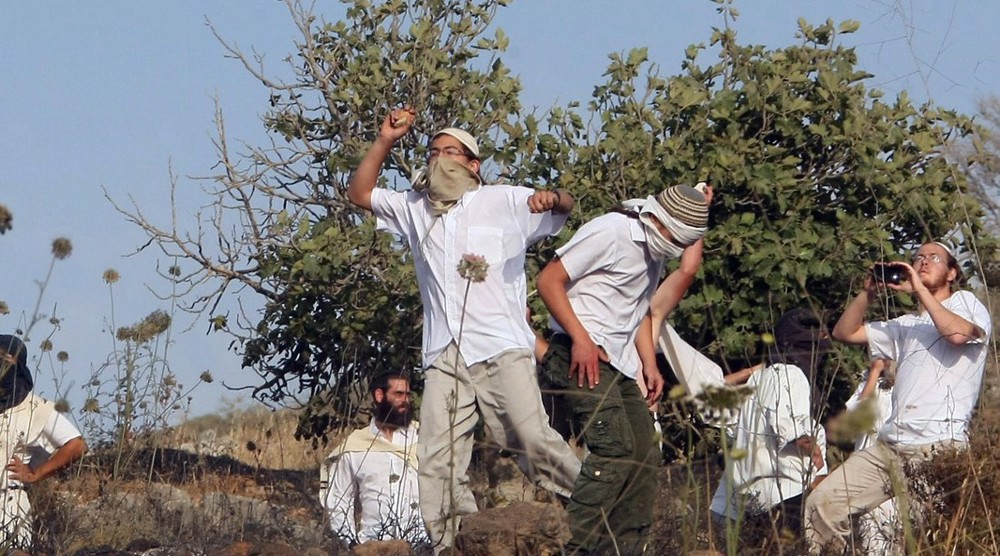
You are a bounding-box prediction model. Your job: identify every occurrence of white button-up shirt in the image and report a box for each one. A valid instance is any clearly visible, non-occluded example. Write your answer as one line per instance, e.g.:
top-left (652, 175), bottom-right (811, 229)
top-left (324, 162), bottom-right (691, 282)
top-left (372, 185), bottom-right (567, 368)
top-left (323, 421), bottom-right (424, 544)
top-left (550, 212), bottom-right (662, 378)
top-left (710, 363), bottom-right (828, 519)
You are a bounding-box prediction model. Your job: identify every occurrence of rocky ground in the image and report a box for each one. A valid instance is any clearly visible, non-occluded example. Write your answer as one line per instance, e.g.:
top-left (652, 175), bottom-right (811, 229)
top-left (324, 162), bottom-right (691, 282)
top-left (26, 443), bottom-right (591, 556)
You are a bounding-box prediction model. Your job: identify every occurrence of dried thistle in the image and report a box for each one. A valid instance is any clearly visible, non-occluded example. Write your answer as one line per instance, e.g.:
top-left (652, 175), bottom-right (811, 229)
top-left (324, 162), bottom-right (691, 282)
top-left (457, 253), bottom-right (489, 283)
top-left (698, 384), bottom-right (755, 411)
top-left (51, 237), bottom-right (72, 259)
top-left (39, 339), bottom-right (53, 352)
top-left (82, 398), bottom-right (100, 413)
top-left (199, 370), bottom-right (214, 383)
top-left (667, 384), bottom-right (687, 400)
top-left (0, 301), bottom-right (8, 316)
top-left (57, 351), bottom-right (69, 362)
top-left (54, 399), bottom-right (70, 413)
top-left (103, 268), bottom-right (120, 284)
top-left (728, 447), bottom-right (748, 461)
top-left (116, 309), bottom-right (172, 343)
top-left (0, 204), bottom-right (11, 234)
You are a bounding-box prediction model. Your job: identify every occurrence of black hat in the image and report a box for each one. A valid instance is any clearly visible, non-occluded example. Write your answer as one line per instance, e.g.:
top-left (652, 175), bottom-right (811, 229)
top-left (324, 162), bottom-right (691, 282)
top-left (774, 308), bottom-right (831, 348)
top-left (0, 335), bottom-right (34, 410)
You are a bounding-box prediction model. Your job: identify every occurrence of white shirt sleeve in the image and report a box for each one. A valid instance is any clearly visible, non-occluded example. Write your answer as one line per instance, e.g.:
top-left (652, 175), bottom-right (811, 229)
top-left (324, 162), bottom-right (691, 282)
top-left (952, 290), bottom-right (992, 343)
top-left (42, 410), bottom-right (83, 447)
top-left (370, 188), bottom-right (414, 239)
top-left (555, 217), bottom-right (618, 281)
top-left (505, 185), bottom-right (567, 245)
top-left (323, 453), bottom-right (359, 541)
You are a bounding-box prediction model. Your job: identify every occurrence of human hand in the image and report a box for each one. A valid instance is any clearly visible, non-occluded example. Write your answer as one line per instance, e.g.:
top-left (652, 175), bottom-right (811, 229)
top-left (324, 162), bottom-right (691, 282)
top-left (568, 337), bottom-right (608, 389)
top-left (379, 106), bottom-right (416, 142)
top-left (642, 364), bottom-right (664, 407)
top-left (861, 272), bottom-right (884, 298)
top-left (6, 455), bottom-right (37, 484)
top-left (811, 444), bottom-right (825, 472)
top-left (884, 261), bottom-right (920, 294)
top-left (527, 190), bottom-right (560, 214)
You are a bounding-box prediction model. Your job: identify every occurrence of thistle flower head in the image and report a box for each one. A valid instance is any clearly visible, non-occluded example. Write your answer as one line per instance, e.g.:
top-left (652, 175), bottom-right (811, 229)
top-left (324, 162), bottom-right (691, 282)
top-left (103, 268), bottom-right (120, 284)
top-left (51, 237), bottom-right (72, 259)
top-left (0, 204), bottom-right (11, 234)
top-left (457, 253), bottom-right (489, 283)
top-left (83, 398), bottom-right (100, 413)
top-left (57, 351), bottom-right (69, 362)
top-left (697, 384), bottom-right (754, 411)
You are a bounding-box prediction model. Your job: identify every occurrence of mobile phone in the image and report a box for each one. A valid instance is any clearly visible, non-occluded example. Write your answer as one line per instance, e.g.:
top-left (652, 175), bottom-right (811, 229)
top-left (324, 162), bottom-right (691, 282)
top-left (870, 263), bottom-right (906, 285)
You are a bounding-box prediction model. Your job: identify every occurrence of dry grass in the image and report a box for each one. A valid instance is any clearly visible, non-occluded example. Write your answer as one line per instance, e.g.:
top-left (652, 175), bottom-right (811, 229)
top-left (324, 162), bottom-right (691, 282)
top-left (161, 403), bottom-right (331, 470)
top-left (22, 346), bottom-right (1000, 554)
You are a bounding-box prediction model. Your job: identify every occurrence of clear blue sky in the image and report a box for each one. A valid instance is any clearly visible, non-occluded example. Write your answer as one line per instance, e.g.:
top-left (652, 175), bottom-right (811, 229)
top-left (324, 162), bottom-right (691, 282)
top-left (3, 1), bottom-right (998, 419)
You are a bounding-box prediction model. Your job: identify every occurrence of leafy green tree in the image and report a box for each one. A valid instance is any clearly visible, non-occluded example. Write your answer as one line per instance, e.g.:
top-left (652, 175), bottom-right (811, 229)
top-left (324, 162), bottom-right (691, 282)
top-left (119, 1), bottom-right (992, 441)
top-left (115, 0), bottom-right (539, 440)
top-left (521, 16), bottom-right (993, 419)
top-left (952, 94), bottom-right (1000, 284)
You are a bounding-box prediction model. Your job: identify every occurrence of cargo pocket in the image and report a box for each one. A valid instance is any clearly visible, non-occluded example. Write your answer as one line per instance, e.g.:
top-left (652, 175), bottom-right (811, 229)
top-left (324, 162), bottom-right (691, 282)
top-left (571, 458), bottom-right (620, 506)
top-left (579, 406), bottom-right (633, 458)
top-left (540, 337), bottom-right (572, 390)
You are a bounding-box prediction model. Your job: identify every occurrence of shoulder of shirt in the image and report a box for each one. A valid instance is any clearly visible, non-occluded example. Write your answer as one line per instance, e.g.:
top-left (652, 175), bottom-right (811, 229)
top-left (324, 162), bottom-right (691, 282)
top-left (584, 211), bottom-right (631, 227)
top-left (375, 188), bottom-right (422, 201)
top-left (476, 183), bottom-right (531, 197)
top-left (947, 289), bottom-right (985, 308)
top-left (763, 362), bottom-right (806, 380)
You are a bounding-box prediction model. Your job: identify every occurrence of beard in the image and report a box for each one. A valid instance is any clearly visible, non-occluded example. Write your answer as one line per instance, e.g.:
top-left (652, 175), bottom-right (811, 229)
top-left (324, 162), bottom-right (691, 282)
top-left (374, 398), bottom-right (413, 429)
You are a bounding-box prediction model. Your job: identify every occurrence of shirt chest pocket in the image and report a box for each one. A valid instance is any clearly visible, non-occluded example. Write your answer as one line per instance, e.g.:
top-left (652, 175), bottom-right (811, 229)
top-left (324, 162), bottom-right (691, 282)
top-left (467, 226), bottom-right (504, 266)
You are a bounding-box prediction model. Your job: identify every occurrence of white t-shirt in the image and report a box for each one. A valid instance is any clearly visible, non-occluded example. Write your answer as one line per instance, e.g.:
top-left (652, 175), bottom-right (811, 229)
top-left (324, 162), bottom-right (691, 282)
top-left (322, 421), bottom-right (425, 544)
top-left (868, 290), bottom-right (991, 445)
top-left (550, 213), bottom-right (661, 379)
top-left (372, 185), bottom-right (566, 368)
top-left (710, 363), bottom-right (827, 519)
top-left (6, 409), bottom-right (82, 487)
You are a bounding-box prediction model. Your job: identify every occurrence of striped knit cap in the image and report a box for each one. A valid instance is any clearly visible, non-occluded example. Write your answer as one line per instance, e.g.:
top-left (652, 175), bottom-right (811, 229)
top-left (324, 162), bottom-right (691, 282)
top-left (656, 185), bottom-right (709, 228)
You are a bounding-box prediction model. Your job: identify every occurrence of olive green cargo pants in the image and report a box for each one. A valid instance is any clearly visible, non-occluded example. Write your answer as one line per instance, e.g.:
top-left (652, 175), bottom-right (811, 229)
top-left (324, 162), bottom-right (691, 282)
top-left (540, 334), bottom-right (659, 555)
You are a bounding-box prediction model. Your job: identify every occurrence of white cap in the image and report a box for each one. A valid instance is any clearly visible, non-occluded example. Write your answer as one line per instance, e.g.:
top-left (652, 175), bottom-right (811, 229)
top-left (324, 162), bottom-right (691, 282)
top-left (432, 127), bottom-right (480, 159)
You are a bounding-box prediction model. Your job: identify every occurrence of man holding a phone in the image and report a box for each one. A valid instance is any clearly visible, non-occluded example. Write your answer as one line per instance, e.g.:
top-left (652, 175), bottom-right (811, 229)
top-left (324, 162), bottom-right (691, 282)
top-left (804, 241), bottom-right (991, 554)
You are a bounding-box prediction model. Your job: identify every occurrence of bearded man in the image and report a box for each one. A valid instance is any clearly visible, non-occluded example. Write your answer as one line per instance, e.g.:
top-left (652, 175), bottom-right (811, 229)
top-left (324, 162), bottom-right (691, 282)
top-left (805, 241), bottom-right (991, 554)
top-left (347, 109), bottom-right (582, 553)
top-left (321, 372), bottom-right (425, 545)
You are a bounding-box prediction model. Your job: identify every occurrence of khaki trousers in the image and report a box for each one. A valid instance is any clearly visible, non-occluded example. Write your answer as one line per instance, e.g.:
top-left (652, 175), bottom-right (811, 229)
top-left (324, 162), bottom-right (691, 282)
top-left (804, 439), bottom-right (949, 554)
top-left (417, 343), bottom-right (582, 554)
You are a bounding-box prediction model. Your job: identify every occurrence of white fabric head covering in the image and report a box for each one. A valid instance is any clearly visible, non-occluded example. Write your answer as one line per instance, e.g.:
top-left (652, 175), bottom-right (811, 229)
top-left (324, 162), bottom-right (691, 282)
top-left (639, 184), bottom-right (709, 247)
top-left (432, 127), bottom-right (479, 159)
